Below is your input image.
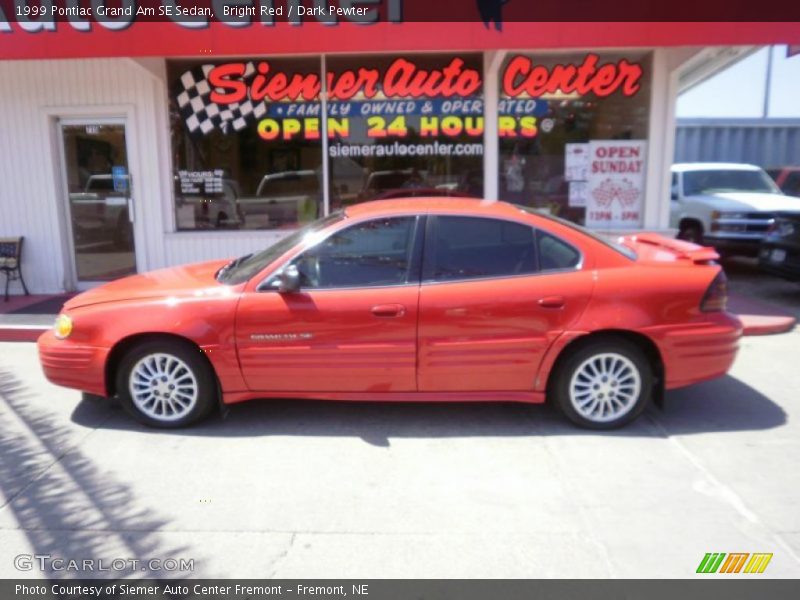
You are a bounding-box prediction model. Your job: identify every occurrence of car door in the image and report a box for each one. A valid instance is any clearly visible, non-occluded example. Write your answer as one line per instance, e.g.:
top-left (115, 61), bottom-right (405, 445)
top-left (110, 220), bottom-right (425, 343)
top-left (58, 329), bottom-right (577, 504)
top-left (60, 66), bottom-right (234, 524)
top-left (235, 215), bottom-right (423, 393)
top-left (417, 215), bottom-right (594, 392)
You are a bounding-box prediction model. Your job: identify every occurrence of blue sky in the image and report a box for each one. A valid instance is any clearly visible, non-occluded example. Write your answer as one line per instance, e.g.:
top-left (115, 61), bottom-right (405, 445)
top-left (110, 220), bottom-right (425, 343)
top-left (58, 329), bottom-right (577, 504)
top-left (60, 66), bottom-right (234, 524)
top-left (677, 45), bottom-right (800, 118)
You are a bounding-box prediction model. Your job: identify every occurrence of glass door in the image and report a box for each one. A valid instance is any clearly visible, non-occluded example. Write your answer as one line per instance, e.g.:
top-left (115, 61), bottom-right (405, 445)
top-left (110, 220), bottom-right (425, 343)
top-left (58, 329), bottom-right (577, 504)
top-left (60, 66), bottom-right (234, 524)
top-left (59, 121), bottom-right (137, 287)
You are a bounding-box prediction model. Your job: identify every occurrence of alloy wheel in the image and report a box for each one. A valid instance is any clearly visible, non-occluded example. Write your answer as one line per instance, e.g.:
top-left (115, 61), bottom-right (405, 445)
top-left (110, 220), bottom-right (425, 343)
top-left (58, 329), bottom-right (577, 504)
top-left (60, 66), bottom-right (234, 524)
top-left (568, 352), bottom-right (642, 424)
top-left (128, 353), bottom-right (199, 422)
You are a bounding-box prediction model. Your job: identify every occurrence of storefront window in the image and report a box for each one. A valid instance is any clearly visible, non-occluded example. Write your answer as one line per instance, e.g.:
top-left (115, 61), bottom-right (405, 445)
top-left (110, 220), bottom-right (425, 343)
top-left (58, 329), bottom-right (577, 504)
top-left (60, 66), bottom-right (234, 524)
top-left (168, 58), bottom-right (323, 231)
top-left (498, 52), bottom-right (652, 229)
top-left (326, 54), bottom-right (484, 207)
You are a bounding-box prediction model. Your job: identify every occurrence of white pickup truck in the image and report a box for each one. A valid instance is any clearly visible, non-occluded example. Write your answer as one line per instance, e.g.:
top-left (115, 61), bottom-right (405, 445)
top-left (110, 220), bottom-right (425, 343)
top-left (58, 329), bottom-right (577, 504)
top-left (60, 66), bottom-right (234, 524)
top-left (670, 162), bottom-right (800, 256)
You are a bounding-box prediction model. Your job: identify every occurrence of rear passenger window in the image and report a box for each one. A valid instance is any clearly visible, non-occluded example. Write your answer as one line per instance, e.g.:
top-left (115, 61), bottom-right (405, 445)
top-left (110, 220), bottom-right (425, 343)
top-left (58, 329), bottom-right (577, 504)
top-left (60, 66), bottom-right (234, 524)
top-left (426, 217), bottom-right (536, 281)
top-left (537, 231), bottom-right (581, 271)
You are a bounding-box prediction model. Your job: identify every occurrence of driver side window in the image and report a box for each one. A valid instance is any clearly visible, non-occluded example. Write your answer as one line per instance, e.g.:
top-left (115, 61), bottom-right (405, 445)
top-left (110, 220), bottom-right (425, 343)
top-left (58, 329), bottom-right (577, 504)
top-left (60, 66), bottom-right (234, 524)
top-left (291, 217), bottom-right (418, 289)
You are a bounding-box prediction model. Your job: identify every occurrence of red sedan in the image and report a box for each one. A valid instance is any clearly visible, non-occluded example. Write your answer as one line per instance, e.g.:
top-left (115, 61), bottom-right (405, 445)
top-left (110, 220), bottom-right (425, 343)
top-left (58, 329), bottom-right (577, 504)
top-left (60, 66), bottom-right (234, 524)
top-left (38, 198), bottom-right (742, 429)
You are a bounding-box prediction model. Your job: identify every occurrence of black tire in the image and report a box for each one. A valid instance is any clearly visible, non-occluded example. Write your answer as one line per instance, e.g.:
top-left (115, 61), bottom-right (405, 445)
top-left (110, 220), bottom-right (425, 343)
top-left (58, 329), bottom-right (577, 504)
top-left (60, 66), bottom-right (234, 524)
top-left (677, 222), bottom-right (703, 244)
top-left (550, 338), bottom-right (653, 430)
top-left (115, 339), bottom-right (218, 428)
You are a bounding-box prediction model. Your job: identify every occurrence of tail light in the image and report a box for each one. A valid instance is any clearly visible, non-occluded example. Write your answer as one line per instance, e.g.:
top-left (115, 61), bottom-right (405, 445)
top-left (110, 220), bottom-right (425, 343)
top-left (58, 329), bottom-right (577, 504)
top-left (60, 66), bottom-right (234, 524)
top-left (701, 271), bottom-right (728, 312)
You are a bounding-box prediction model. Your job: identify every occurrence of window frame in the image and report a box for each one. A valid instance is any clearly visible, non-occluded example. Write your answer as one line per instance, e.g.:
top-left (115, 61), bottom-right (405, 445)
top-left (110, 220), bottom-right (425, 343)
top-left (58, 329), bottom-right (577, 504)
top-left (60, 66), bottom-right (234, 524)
top-left (262, 214), bottom-right (426, 292)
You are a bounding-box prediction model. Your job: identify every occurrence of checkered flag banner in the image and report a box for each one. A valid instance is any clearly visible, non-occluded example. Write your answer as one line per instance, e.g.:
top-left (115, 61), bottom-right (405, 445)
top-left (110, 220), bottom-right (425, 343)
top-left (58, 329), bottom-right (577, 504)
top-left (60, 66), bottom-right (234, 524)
top-left (176, 63), bottom-right (268, 136)
top-left (592, 178), bottom-right (640, 208)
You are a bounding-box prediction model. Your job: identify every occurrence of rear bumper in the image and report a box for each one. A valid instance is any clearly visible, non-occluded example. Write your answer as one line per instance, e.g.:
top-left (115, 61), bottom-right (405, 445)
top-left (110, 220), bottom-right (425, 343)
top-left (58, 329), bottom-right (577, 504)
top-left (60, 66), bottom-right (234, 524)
top-left (653, 312), bottom-right (743, 390)
top-left (37, 330), bottom-right (109, 397)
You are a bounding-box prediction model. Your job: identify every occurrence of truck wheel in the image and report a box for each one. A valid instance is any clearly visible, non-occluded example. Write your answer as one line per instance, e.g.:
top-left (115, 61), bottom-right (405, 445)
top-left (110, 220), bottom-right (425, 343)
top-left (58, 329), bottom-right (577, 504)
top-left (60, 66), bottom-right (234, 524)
top-left (678, 222), bottom-right (703, 244)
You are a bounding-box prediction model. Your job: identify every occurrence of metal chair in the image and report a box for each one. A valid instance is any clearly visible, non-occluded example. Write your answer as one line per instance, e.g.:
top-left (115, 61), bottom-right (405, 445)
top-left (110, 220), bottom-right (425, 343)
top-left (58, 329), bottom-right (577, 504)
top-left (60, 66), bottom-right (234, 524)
top-left (0, 236), bottom-right (30, 301)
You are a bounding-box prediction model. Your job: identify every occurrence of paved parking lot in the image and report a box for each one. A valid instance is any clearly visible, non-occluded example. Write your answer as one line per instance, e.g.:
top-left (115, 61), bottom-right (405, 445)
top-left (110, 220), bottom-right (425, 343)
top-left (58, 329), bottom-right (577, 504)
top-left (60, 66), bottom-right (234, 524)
top-left (725, 257), bottom-right (800, 320)
top-left (1, 328), bottom-right (799, 579)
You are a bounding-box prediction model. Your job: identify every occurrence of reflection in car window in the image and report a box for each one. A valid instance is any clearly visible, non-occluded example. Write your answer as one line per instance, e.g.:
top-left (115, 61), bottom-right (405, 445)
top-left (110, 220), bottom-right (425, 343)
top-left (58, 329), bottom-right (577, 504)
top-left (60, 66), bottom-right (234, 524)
top-left (292, 217), bottom-right (417, 289)
top-left (427, 217), bottom-right (537, 282)
top-left (218, 212), bottom-right (345, 285)
top-left (537, 231), bottom-right (581, 270)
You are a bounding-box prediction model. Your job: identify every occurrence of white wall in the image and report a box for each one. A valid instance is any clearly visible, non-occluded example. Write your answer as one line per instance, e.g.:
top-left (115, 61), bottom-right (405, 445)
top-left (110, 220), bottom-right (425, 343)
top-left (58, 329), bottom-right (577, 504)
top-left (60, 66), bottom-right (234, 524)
top-left (0, 58), bottom-right (282, 294)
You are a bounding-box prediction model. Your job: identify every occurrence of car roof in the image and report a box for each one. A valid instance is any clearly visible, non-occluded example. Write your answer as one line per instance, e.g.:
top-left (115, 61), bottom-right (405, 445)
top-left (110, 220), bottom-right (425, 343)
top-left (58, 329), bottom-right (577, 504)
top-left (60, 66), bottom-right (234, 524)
top-left (671, 162), bottom-right (763, 172)
top-left (344, 197), bottom-right (524, 219)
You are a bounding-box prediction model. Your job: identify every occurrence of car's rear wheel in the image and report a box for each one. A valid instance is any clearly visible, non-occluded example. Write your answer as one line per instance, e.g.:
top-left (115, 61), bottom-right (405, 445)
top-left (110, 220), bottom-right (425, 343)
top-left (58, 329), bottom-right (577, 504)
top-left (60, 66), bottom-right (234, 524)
top-left (116, 340), bottom-right (217, 428)
top-left (551, 339), bottom-right (652, 429)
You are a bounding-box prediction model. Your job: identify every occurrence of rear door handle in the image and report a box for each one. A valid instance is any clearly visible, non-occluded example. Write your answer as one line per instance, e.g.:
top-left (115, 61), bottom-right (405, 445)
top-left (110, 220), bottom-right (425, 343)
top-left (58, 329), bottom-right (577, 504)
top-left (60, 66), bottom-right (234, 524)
top-left (538, 295), bottom-right (565, 309)
top-left (371, 304), bottom-right (406, 318)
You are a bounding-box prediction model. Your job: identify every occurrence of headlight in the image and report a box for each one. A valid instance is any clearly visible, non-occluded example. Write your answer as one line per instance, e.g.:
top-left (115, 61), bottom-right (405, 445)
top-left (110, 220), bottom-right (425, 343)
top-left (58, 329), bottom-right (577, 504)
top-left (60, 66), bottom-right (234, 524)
top-left (54, 314), bottom-right (73, 339)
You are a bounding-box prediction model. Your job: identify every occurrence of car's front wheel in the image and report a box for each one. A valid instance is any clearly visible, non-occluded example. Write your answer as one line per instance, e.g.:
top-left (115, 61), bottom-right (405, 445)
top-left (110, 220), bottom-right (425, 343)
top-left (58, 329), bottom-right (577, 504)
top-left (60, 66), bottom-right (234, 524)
top-left (551, 339), bottom-right (653, 429)
top-left (116, 340), bottom-right (217, 428)
top-left (677, 222), bottom-right (703, 244)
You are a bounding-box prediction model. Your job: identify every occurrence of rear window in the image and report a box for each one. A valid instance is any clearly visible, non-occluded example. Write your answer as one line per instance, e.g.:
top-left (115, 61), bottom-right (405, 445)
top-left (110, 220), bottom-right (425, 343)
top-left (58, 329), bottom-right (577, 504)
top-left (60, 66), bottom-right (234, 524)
top-left (518, 206), bottom-right (636, 261)
top-left (537, 231), bottom-right (581, 270)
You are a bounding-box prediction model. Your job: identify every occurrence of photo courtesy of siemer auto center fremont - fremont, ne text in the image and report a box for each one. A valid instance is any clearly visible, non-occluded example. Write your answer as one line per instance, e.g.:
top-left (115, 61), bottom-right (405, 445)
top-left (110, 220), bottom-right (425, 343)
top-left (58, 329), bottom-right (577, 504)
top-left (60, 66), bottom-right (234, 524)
top-left (1, 0), bottom-right (800, 596)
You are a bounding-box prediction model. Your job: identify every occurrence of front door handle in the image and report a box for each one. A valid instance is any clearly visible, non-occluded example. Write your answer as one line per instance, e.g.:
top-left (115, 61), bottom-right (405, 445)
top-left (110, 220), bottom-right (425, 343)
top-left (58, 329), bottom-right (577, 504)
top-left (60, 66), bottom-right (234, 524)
top-left (371, 304), bottom-right (406, 318)
top-left (538, 295), bottom-right (565, 309)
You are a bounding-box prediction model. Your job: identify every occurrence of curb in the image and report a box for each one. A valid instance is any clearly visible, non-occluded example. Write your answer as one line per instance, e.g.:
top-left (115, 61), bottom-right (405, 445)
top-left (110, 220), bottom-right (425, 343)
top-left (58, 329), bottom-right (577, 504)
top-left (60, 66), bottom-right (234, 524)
top-left (737, 315), bottom-right (797, 336)
top-left (0, 326), bottom-right (48, 343)
top-left (728, 294), bottom-right (797, 337)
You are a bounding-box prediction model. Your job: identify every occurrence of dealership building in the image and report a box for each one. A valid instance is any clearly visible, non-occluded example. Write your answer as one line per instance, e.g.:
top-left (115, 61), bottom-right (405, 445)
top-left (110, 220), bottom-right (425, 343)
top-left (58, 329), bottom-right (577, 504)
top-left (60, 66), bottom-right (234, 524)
top-left (0, 4), bottom-right (797, 294)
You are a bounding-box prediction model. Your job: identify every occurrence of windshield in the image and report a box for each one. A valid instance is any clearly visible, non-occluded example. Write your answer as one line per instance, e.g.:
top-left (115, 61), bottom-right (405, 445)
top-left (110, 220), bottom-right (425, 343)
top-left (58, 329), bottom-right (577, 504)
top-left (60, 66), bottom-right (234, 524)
top-left (217, 212), bottom-right (346, 285)
top-left (683, 169), bottom-right (780, 196)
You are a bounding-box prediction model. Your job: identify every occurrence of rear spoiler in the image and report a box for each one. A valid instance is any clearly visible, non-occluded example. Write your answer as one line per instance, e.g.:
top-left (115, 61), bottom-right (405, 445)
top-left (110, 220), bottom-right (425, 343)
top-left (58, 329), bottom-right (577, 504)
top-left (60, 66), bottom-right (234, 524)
top-left (619, 233), bottom-right (720, 264)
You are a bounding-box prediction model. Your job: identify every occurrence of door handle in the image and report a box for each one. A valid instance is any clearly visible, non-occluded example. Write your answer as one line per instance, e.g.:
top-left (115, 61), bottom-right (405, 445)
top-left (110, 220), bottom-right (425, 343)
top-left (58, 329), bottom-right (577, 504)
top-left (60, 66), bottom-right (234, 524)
top-left (538, 295), bottom-right (565, 309)
top-left (371, 304), bottom-right (406, 318)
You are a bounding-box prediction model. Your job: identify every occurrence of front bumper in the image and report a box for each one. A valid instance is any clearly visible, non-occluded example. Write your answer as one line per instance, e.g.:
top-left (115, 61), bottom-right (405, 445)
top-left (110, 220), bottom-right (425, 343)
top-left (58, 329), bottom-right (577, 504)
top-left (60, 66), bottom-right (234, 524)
top-left (37, 330), bottom-right (110, 397)
top-left (759, 243), bottom-right (800, 281)
top-left (702, 235), bottom-right (763, 257)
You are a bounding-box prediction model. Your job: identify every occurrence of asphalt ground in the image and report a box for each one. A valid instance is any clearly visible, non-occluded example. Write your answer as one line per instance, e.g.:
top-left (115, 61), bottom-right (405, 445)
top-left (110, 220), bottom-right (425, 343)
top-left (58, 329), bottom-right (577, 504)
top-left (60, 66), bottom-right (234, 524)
top-left (0, 328), bottom-right (798, 579)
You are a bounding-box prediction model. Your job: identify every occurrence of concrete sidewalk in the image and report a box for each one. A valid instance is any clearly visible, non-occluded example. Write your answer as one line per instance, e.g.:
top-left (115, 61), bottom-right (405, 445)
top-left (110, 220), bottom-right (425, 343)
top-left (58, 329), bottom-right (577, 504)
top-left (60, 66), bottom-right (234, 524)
top-left (0, 294), bottom-right (72, 342)
top-left (1, 331), bottom-right (799, 579)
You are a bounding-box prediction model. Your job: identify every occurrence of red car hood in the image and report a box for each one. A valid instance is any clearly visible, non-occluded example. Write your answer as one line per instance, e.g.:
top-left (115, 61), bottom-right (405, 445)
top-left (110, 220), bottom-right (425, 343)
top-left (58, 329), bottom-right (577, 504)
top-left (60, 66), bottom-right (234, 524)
top-left (64, 259), bottom-right (231, 310)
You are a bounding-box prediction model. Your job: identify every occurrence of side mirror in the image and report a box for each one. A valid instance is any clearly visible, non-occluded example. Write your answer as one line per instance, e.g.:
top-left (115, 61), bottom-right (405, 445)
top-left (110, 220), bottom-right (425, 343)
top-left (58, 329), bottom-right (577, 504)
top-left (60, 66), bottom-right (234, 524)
top-left (275, 264), bottom-right (301, 293)
top-left (670, 190), bottom-right (679, 201)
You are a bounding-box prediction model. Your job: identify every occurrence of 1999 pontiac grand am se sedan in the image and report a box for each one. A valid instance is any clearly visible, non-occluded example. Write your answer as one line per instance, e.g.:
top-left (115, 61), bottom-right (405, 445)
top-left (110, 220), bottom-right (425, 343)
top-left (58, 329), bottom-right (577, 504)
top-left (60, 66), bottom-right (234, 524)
top-left (38, 198), bottom-right (742, 430)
